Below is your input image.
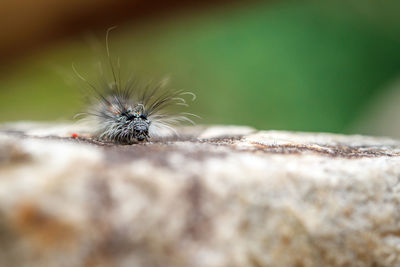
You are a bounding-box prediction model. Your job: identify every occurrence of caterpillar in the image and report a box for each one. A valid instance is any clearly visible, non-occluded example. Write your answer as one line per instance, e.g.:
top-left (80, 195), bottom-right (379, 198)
top-left (74, 29), bottom-right (197, 144)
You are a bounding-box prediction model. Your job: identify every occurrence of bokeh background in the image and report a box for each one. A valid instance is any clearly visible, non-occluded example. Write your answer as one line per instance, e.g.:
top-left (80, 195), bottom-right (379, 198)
top-left (1, 0), bottom-right (400, 137)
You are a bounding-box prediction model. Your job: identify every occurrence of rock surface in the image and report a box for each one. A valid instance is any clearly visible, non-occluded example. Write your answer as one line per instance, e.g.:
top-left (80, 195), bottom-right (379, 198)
top-left (1, 122), bottom-right (400, 267)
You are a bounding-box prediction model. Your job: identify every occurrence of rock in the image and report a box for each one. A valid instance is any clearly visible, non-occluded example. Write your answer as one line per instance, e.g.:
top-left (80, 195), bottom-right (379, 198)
top-left (0, 122), bottom-right (400, 267)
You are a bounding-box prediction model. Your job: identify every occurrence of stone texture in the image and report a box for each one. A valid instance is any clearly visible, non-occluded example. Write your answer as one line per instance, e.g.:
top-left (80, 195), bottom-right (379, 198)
top-left (0, 122), bottom-right (400, 267)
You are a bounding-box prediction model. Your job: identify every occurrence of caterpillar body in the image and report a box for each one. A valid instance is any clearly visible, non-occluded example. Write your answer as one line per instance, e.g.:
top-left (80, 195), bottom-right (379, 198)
top-left (75, 29), bottom-right (197, 144)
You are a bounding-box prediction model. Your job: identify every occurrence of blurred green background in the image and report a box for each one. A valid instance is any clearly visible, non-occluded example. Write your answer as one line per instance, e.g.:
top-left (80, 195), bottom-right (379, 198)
top-left (1, 0), bottom-right (400, 136)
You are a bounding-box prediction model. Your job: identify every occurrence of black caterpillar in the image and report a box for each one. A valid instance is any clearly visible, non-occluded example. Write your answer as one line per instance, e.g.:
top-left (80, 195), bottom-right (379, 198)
top-left (74, 29), bottom-right (197, 144)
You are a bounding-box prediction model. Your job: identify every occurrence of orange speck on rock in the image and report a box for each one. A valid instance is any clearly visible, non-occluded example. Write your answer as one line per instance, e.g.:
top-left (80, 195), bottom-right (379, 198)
top-left (71, 133), bottom-right (79, 138)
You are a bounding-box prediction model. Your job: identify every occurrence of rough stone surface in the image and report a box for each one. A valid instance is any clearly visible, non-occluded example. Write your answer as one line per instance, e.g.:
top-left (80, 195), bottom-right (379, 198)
top-left (0, 122), bottom-right (400, 267)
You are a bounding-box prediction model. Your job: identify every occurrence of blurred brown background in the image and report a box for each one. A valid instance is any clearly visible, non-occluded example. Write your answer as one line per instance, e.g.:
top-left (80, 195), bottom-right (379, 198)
top-left (0, 0), bottom-right (238, 64)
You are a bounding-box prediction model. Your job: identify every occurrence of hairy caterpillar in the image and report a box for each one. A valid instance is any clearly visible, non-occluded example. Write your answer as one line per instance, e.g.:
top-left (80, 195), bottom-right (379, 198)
top-left (74, 29), bottom-right (197, 144)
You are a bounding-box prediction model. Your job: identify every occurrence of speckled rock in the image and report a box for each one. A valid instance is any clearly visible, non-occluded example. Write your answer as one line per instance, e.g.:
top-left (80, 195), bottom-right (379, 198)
top-left (0, 122), bottom-right (400, 267)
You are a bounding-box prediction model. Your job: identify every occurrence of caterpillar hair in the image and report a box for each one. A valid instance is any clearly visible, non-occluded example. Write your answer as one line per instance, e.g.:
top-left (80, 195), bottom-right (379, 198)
top-left (74, 28), bottom-right (198, 144)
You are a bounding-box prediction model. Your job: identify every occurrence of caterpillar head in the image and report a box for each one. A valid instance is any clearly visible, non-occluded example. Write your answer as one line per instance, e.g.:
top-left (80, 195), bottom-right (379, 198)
top-left (119, 108), bottom-right (150, 142)
top-left (96, 101), bottom-right (152, 144)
